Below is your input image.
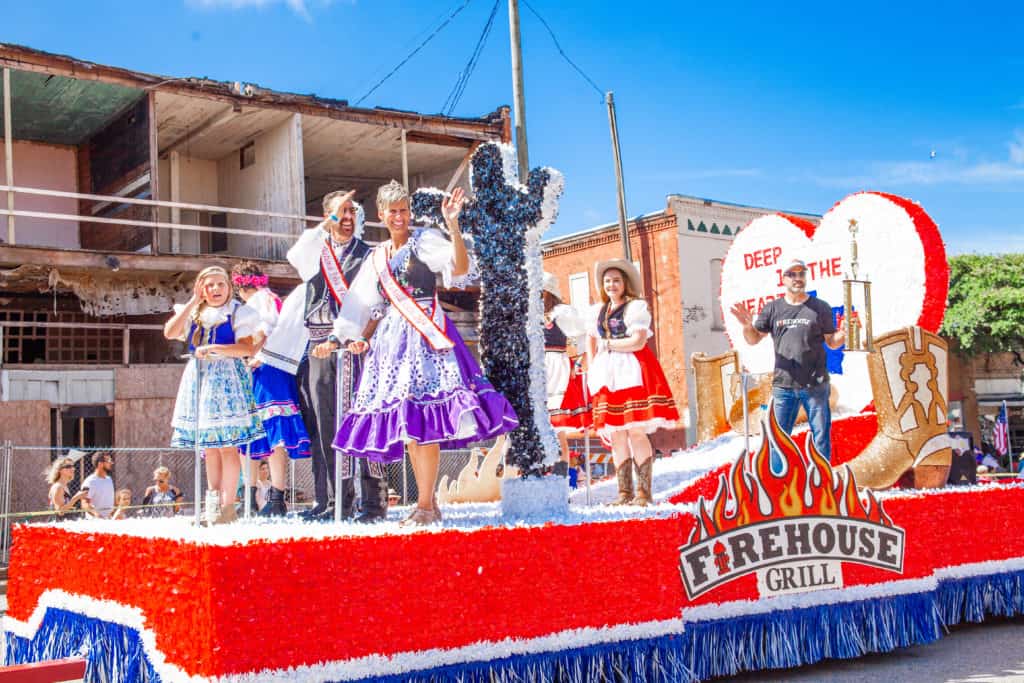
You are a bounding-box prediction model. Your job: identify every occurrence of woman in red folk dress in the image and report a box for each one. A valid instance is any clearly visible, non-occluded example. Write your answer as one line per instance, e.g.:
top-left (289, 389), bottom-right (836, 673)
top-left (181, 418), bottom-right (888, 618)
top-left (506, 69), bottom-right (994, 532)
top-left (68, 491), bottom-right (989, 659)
top-left (586, 260), bottom-right (678, 506)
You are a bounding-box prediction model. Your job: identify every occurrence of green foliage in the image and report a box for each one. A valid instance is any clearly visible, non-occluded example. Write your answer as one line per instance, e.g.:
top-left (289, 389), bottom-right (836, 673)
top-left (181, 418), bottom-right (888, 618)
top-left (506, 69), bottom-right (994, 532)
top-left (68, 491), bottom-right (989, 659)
top-left (940, 253), bottom-right (1024, 355)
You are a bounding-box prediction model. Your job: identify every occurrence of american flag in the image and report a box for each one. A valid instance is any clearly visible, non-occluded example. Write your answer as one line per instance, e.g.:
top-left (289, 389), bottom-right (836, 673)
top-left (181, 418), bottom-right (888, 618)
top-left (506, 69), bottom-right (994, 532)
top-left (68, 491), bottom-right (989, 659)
top-left (994, 402), bottom-right (1010, 457)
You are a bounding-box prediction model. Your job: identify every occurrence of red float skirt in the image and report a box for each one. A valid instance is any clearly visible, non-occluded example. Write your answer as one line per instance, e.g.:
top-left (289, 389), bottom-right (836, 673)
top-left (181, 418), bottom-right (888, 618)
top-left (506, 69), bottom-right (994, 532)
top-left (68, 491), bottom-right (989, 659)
top-left (590, 346), bottom-right (679, 437)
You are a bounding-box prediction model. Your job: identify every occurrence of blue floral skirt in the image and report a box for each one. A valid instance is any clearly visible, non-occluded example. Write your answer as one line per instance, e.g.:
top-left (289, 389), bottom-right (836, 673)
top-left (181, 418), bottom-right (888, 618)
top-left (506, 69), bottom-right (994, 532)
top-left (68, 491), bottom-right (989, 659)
top-left (170, 357), bottom-right (265, 450)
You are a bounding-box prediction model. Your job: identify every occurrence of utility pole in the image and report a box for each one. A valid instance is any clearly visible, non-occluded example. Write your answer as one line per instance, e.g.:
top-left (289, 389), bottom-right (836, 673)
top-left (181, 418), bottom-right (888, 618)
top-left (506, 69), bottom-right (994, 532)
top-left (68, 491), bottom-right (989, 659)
top-left (508, 0), bottom-right (529, 183)
top-left (606, 91), bottom-right (631, 261)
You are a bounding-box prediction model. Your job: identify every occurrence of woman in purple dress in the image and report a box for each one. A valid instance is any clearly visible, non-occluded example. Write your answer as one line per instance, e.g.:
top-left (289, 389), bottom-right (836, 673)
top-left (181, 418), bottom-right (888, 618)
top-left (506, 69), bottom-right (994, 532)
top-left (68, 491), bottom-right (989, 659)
top-left (332, 181), bottom-right (518, 526)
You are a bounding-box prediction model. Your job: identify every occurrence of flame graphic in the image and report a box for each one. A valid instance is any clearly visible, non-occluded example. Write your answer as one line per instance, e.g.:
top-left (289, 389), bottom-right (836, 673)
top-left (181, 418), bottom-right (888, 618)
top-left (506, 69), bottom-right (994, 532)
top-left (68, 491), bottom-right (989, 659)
top-left (688, 402), bottom-right (894, 544)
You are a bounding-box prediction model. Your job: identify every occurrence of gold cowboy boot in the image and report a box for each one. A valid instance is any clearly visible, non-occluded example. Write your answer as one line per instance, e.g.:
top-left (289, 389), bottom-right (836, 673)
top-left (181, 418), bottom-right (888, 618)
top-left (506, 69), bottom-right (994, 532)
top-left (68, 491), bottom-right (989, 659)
top-left (845, 326), bottom-right (952, 489)
top-left (692, 350), bottom-right (739, 443)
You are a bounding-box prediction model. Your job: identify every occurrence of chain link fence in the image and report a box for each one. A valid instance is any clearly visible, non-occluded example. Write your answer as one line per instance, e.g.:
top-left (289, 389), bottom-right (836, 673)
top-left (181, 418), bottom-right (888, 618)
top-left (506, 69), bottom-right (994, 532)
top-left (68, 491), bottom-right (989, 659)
top-left (0, 441), bottom-right (495, 563)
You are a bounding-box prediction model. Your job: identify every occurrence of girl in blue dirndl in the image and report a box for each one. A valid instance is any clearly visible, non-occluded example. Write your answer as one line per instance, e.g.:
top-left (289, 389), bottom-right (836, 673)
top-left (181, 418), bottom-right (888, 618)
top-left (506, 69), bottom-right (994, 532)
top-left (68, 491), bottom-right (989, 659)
top-left (165, 266), bottom-right (265, 524)
top-left (232, 261), bottom-right (311, 517)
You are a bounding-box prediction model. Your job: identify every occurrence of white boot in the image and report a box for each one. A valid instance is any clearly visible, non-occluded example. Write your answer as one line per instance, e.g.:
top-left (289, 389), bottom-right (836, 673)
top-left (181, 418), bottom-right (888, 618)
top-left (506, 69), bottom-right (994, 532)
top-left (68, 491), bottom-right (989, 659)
top-left (845, 326), bottom-right (952, 489)
top-left (203, 490), bottom-right (221, 526)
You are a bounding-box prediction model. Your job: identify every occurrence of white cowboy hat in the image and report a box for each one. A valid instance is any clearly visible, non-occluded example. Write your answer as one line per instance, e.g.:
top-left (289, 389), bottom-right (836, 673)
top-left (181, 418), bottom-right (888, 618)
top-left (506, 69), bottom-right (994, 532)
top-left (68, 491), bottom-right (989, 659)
top-left (594, 258), bottom-right (643, 297)
top-left (542, 272), bottom-right (563, 301)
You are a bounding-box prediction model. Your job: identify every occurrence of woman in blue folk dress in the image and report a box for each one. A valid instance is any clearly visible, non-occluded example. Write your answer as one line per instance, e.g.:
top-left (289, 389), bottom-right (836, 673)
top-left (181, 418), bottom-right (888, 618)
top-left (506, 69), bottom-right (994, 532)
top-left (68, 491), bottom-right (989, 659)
top-left (165, 266), bottom-right (265, 524)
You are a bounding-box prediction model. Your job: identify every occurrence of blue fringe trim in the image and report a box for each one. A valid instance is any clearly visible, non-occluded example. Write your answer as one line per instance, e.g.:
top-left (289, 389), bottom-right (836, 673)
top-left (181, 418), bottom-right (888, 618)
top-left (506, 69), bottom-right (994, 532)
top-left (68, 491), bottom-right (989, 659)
top-left (8, 570), bottom-right (1024, 682)
top-left (5, 608), bottom-right (159, 682)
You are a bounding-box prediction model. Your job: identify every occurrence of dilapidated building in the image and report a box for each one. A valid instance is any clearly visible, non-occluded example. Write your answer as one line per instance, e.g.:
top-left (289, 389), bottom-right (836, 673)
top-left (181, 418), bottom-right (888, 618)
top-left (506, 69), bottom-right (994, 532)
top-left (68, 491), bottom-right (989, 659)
top-left (0, 43), bottom-right (508, 451)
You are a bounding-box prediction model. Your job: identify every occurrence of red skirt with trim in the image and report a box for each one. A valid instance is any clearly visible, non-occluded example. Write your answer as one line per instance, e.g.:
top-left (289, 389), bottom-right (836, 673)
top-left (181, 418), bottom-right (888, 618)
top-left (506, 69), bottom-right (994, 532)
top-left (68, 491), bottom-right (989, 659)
top-left (550, 372), bottom-right (592, 432)
top-left (591, 346), bottom-right (679, 434)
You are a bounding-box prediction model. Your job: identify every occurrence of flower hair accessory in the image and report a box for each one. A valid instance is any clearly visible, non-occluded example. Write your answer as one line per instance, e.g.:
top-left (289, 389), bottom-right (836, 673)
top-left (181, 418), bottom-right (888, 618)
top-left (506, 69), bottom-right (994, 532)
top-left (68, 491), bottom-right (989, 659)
top-left (232, 274), bottom-right (269, 288)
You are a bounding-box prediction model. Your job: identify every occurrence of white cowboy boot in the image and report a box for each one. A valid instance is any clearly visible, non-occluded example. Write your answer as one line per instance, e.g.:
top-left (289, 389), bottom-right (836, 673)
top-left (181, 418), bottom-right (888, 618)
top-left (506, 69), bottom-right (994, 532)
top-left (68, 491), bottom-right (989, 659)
top-left (203, 490), bottom-right (221, 526)
top-left (845, 326), bottom-right (952, 489)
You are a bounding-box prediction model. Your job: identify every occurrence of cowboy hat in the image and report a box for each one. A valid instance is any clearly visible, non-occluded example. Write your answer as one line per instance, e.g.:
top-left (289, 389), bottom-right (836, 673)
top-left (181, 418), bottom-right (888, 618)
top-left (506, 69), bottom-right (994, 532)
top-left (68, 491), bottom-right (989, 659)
top-left (542, 272), bottom-right (563, 301)
top-left (594, 258), bottom-right (643, 296)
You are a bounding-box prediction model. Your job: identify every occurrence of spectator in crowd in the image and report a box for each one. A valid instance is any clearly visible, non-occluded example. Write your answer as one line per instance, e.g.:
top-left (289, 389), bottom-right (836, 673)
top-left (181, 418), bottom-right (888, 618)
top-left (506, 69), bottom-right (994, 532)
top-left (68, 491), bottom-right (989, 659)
top-left (254, 460), bottom-right (273, 512)
top-left (81, 452), bottom-right (116, 519)
top-left (142, 466), bottom-right (183, 517)
top-left (111, 489), bottom-right (132, 520)
top-left (979, 450), bottom-right (1003, 472)
top-left (46, 457), bottom-right (87, 517)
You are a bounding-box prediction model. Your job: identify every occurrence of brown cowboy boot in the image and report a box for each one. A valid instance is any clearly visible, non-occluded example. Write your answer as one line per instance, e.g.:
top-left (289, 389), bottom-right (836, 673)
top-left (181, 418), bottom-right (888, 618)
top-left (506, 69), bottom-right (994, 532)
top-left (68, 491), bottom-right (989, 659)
top-left (845, 326), bottom-right (952, 490)
top-left (610, 458), bottom-right (634, 505)
top-left (633, 458), bottom-right (654, 506)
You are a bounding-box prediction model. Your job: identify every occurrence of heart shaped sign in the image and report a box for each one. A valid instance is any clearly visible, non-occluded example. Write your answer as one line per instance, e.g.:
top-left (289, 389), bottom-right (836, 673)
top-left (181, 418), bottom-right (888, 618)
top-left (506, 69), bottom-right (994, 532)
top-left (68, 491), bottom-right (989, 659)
top-left (720, 191), bottom-right (949, 413)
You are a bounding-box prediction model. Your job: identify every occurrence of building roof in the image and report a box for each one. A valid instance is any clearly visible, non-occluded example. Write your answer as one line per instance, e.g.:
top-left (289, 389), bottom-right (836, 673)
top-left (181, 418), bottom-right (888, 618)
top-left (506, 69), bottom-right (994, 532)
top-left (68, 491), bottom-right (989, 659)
top-left (667, 193), bottom-right (821, 220)
top-left (543, 193), bottom-right (821, 248)
top-left (0, 42), bottom-right (509, 142)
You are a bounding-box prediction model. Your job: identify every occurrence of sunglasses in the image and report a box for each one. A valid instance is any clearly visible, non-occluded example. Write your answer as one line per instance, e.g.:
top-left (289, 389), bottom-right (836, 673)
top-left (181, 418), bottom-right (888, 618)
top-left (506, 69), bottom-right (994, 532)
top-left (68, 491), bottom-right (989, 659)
top-left (783, 270), bottom-right (806, 279)
top-left (60, 464), bottom-right (74, 470)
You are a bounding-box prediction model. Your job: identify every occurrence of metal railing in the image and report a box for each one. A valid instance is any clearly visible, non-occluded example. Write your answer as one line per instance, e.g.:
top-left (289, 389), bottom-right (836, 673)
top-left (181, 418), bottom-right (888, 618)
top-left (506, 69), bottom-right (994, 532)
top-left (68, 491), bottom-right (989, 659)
top-left (0, 183), bottom-right (386, 256)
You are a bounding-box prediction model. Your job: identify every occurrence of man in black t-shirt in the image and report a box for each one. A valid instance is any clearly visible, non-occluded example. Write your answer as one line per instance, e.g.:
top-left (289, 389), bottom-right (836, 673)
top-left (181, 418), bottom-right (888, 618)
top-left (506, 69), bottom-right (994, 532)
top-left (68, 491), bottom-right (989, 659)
top-left (729, 258), bottom-right (846, 465)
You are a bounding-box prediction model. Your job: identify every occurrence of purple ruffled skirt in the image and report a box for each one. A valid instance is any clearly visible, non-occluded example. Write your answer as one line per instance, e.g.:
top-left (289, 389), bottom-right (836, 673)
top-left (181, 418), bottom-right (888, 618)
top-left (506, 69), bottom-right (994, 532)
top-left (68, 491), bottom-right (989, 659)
top-left (333, 301), bottom-right (518, 462)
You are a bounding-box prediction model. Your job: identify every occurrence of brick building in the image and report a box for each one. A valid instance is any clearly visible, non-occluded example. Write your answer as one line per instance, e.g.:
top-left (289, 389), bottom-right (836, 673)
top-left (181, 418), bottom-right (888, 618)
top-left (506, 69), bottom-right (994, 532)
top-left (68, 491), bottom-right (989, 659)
top-left (542, 194), bottom-right (821, 449)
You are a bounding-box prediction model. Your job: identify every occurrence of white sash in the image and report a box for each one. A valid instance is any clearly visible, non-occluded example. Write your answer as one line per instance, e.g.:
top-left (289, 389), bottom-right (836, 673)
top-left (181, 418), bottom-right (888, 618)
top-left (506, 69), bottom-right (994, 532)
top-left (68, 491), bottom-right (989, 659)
top-left (320, 240), bottom-right (349, 305)
top-left (372, 246), bottom-right (454, 351)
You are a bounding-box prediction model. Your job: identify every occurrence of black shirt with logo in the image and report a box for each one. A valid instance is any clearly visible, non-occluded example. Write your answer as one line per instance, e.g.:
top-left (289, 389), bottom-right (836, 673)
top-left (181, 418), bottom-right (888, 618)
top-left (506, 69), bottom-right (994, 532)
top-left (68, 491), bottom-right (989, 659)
top-left (753, 296), bottom-right (836, 389)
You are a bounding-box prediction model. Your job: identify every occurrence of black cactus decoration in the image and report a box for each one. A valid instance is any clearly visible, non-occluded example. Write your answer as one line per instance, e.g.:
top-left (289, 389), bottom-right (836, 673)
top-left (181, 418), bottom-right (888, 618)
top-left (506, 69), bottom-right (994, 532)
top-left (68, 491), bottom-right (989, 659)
top-left (412, 143), bottom-right (563, 477)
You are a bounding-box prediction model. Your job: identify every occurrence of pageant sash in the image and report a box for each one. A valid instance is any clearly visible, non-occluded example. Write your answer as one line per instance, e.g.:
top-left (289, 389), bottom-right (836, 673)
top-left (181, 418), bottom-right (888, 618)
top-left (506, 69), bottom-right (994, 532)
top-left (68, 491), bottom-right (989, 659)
top-left (320, 240), bottom-right (349, 306)
top-left (372, 246), bottom-right (454, 351)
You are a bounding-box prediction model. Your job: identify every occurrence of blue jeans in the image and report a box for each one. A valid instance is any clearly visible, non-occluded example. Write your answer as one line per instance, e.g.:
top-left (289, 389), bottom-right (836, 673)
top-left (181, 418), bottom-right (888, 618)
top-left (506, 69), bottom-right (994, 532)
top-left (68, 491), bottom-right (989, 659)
top-left (771, 383), bottom-right (831, 472)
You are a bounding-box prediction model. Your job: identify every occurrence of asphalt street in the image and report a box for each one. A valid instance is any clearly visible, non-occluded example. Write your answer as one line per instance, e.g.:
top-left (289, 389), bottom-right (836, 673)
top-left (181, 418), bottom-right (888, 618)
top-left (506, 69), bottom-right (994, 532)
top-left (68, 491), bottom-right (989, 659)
top-left (725, 617), bottom-right (1024, 682)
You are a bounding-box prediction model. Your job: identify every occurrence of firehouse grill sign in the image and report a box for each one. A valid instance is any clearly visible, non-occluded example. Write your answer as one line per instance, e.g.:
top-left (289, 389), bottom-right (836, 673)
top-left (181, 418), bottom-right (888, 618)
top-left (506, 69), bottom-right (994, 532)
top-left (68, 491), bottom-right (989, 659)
top-left (679, 409), bottom-right (905, 600)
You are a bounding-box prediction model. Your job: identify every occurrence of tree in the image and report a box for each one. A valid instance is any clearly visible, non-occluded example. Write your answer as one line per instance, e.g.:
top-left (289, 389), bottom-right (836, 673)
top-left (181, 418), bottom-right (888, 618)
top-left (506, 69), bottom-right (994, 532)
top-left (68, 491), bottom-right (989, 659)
top-left (940, 253), bottom-right (1024, 357)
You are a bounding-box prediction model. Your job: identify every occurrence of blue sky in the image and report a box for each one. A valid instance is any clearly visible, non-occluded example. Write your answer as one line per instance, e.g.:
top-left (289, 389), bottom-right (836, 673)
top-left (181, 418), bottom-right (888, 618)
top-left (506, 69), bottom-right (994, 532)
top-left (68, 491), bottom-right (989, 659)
top-left (5, 0), bottom-right (1023, 253)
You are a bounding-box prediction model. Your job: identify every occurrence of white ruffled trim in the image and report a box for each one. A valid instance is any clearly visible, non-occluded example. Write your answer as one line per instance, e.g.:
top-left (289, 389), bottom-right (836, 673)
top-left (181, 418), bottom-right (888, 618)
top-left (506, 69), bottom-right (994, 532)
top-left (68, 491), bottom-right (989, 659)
top-left (596, 417), bottom-right (676, 438)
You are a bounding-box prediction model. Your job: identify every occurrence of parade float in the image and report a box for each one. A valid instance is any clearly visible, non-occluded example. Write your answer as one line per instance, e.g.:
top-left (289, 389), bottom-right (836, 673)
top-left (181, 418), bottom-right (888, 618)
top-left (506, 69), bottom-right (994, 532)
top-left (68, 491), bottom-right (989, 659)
top-left (7, 144), bottom-right (1024, 683)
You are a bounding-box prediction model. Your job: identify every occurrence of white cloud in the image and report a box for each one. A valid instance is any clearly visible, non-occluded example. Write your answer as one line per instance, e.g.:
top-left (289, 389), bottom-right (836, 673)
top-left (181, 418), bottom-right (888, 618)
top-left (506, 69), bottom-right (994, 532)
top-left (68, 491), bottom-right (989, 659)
top-left (1009, 130), bottom-right (1024, 165)
top-left (813, 131), bottom-right (1024, 189)
top-left (186, 0), bottom-right (340, 21)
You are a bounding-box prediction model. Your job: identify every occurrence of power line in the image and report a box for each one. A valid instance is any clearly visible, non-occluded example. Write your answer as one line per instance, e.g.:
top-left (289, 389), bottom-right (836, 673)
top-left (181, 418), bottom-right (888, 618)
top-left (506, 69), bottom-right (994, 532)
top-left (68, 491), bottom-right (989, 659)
top-left (442, 0), bottom-right (501, 115)
top-left (354, 0), bottom-right (474, 107)
top-left (520, 0), bottom-right (604, 99)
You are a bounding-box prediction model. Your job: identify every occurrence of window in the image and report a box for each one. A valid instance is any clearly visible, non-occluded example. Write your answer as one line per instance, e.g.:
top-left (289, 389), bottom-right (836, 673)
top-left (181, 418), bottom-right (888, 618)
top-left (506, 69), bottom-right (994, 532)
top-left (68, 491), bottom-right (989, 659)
top-left (710, 258), bottom-right (724, 330)
top-left (239, 141), bottom-right (255, 170)
top-left (568, 272), bottom-right (590, 316)
top-left (0, 311), bottom-right (123, 364)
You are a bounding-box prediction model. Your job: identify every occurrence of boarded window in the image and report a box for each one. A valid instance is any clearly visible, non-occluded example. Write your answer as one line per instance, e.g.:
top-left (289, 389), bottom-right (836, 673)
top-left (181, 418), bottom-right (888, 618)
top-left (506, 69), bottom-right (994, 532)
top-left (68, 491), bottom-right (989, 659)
top-left (239, 142), bottom-right (255, 170)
